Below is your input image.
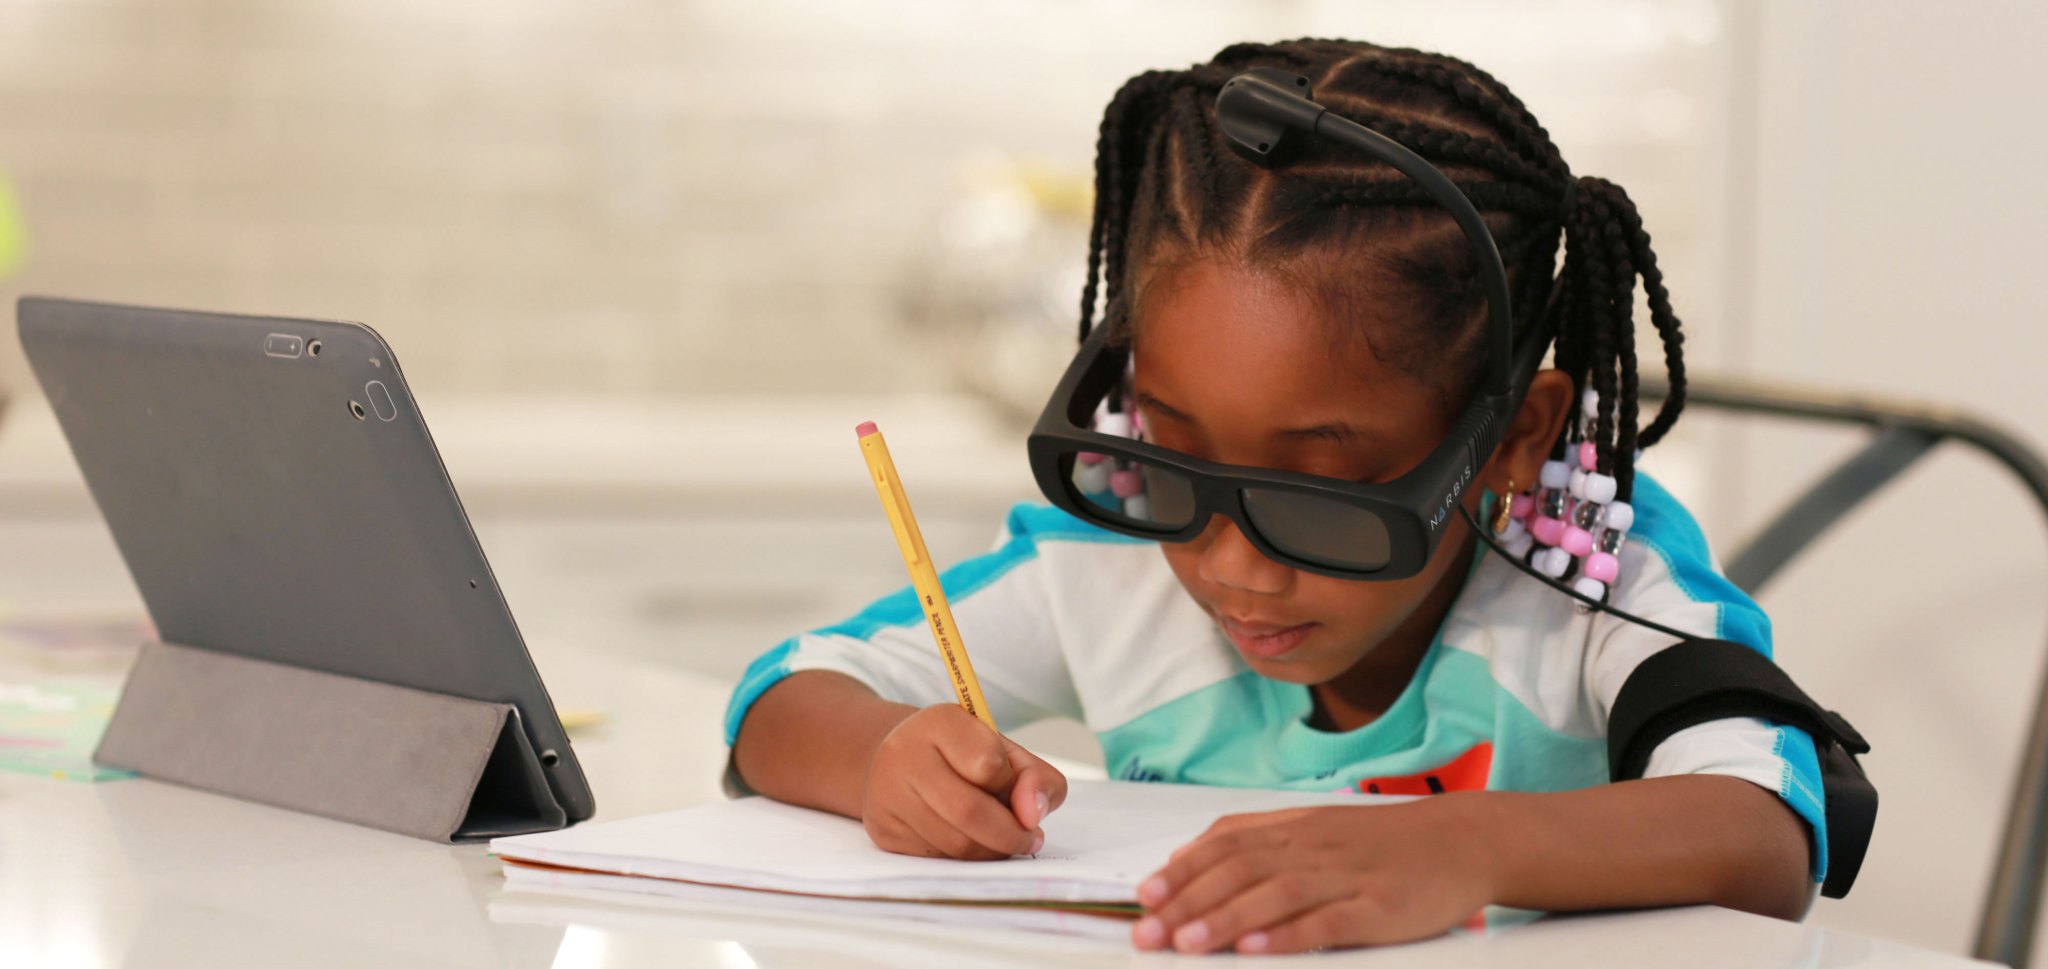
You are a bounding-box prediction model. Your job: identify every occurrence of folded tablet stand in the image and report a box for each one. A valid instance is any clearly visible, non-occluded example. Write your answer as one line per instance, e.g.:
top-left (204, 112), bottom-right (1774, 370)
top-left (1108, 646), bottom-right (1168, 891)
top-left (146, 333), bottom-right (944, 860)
top-left (94, 641), bottom-right (568, 843)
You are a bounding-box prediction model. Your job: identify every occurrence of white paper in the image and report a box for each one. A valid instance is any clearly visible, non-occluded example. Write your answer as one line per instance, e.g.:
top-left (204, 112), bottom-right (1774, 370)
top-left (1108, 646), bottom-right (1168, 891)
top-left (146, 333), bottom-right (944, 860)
top-left (497, 867), bottom-right (1137, 941)
top-left (492, 780), bottom-right (1401, 905)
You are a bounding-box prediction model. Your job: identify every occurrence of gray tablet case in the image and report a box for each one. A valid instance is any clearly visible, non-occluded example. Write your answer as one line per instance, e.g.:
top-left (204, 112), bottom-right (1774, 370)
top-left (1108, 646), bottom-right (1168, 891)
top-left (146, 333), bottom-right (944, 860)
top-left (96, 642), bottom-right (565, 841)
top-left (17, 297), bottom-right (594, 841)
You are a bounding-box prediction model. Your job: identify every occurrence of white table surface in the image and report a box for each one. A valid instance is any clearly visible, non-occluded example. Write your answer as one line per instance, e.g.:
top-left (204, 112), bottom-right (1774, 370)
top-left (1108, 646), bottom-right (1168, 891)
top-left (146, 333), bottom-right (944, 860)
top-left (0, 647), bottom-right (1989, 969)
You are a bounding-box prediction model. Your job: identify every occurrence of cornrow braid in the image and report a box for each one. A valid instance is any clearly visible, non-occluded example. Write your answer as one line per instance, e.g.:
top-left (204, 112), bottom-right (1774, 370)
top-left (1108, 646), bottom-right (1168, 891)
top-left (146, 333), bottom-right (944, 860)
top-left (1296, 178), bottom-right (1565, 220)
top-left (1075, 39), bottom-right (1689, 503)
top-left (1079, 70), bottom-right (1177, 341)
top-left (1623, 196), bottom-right (1687, 450)
top-left (1141, 102), bottom-right (1184, 247)
top-left (1348, 117), bottom-right (1562, 191)
top-left (1602, 191), bottom-right (1639, 483)
top-left (1573, 190), bottom-right (1622, 481)
top-left (1606, 199), bottom-right (1644, 492)
top-left (1552, 198), bottom-right (1593, 412)
top-left (1328, 51), bottom-right (1569, 182)
top-left (1167, 86), bottom-right (1223, 235)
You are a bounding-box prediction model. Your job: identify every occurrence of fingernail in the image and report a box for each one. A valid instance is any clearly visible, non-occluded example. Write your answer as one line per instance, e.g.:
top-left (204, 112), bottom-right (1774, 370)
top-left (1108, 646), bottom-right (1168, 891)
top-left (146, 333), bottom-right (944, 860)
top-left (1239, 931), bottom-right (1270, 953)
top-left (1035, 790), bottom-right (1050, 820)
top-left (1133, 916), bottom-right (1166, 948)
top-left (1138, 875), bottom-right (1169, 906)
top-left (1029, 832), bottom-right (1044, 856)
top-left (1174, 921), bottom-right (1209, 951)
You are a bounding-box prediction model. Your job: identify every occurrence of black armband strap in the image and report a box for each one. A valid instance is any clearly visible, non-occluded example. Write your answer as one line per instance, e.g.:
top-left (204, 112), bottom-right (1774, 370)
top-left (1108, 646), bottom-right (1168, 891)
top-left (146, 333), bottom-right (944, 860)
top-left (1609, 638), bottom-right (1876, 900)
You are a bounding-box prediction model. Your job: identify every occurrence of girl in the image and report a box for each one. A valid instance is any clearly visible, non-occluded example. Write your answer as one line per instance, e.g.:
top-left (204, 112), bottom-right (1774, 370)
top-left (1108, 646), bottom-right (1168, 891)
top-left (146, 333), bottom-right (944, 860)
top-left (727, 39), bottom-right (1825, 954)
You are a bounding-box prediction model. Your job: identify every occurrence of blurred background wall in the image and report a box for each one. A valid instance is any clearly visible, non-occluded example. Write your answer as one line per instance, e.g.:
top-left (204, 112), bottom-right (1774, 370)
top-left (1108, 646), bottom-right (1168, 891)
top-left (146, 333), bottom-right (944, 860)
top-left (0, 0), bottom-right (1732, 399)
top-left (0, 0), bottom-right (2041, 960)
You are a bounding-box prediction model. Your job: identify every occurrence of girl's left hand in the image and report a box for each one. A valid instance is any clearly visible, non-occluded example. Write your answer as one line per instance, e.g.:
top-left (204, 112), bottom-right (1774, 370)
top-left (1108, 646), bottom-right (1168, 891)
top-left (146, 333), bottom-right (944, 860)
top-left (1131, 796), bottom-right (1497, 954)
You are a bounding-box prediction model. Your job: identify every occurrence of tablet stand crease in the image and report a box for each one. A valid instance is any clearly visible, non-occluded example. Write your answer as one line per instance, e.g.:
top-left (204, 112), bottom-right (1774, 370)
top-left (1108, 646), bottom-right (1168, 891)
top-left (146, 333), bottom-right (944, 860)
top-left (94, 641), bottom-right (567, 843)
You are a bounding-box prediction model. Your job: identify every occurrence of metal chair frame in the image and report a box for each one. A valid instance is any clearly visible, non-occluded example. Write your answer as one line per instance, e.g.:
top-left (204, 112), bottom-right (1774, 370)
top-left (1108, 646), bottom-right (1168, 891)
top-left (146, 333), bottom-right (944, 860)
top-left (1643, 375), bottom-right (2048, 967)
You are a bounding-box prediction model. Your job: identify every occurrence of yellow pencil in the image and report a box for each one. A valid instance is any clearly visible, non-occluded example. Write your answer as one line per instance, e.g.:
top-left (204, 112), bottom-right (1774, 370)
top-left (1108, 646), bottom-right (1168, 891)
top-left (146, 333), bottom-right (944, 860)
top-left (856, 421), bottom-right (998, 730)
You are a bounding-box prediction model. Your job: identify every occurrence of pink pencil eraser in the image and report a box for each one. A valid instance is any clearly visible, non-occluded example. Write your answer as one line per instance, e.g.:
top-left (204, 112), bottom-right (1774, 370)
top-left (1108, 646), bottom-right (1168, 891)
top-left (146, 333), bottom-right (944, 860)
top-left (855, 421), bottom-right (879, 438)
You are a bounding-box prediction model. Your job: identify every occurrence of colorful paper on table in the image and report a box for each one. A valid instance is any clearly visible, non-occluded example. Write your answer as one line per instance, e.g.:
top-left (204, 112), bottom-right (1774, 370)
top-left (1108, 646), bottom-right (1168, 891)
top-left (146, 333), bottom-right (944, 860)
top-left (0, 679), bottom-right (133, 782)
top-left (492, 780), bottom-right (1407, 935)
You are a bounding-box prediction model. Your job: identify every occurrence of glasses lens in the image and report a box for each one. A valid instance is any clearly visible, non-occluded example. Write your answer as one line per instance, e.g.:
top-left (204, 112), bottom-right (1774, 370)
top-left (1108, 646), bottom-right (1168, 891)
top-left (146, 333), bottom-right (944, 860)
top-left (1066, 450), bottom-right (1199, 532)
top-left (1241, 488), bottom-right (1392, 572)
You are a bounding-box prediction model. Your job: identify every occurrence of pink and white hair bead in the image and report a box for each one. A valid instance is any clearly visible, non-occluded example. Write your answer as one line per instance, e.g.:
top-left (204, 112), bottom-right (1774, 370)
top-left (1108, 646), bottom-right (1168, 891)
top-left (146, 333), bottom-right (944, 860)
top-left (1503, 388), bottom-right (1633, 608)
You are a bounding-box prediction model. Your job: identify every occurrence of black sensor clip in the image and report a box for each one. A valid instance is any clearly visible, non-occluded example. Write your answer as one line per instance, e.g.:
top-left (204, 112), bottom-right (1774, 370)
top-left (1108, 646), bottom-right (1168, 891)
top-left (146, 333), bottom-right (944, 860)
top-left (1215, 68), bottom-right (1323, 167)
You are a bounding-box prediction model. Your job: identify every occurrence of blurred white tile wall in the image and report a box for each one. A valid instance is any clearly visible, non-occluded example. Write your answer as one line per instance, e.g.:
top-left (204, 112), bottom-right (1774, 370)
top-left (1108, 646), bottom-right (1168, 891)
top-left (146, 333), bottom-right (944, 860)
top-left (0, 0), bottom-right (1733, 402)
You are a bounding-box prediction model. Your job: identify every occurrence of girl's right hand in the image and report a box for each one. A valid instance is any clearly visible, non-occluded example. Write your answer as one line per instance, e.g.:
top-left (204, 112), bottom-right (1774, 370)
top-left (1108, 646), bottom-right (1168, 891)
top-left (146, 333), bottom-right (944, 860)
top-left (861, 703), bottom-right (1068, 860)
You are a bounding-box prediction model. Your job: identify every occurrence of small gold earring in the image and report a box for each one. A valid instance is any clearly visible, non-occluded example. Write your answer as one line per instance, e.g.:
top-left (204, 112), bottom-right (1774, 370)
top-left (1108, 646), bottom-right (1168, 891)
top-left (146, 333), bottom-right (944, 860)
top-left (1492, 478), bottom-right (1516, 534)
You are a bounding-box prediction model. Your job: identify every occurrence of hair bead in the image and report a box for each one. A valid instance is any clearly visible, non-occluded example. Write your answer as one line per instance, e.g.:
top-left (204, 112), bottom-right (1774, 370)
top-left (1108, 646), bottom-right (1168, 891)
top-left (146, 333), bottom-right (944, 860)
top-left (1604, 501), bottom-right (1635, 533)
top-left (1561, 526), bottom-right (1594, 558)
top-left (1499, 517), bottom-right (1527, 543)
top-left (1572, 501), bottom-right (1601, 529)
top-left (1583, 473), bottom-right (1618, 505)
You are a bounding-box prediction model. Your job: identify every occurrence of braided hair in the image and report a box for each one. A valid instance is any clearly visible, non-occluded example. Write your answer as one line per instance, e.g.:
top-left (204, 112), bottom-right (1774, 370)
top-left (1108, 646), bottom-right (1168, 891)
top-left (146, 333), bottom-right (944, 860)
top-left (1079, 39), bottom-right (1686, 503)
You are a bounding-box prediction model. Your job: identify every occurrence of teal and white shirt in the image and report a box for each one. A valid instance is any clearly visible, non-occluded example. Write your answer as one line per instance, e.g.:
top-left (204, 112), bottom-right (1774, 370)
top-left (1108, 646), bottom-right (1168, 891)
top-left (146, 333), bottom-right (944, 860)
top-left (723, 473), bottom-right (1829, 883)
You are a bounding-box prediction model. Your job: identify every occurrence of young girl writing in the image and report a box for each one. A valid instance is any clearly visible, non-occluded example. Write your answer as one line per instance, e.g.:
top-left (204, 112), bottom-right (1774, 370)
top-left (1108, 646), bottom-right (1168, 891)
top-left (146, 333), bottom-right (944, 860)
top-left (726, 39), bottom-right (1826, 954)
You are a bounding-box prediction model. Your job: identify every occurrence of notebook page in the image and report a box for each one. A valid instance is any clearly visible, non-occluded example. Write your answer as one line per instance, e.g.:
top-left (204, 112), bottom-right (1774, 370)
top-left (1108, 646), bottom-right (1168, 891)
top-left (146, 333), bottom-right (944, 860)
top-left (499, 866), bottom-right (1138, 941)
top-left (493, 780), bottom-right (1403, 904)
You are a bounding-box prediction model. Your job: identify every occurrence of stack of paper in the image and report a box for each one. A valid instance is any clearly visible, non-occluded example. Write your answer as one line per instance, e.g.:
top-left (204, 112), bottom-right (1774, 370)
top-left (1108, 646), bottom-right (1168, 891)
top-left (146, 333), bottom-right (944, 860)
top-left (492, 780), bottom-right (1399, 936)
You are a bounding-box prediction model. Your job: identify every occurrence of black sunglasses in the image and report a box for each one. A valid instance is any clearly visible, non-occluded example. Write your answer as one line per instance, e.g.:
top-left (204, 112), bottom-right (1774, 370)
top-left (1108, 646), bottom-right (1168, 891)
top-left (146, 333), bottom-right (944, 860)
top-left (1025, 69), bottom-right (1554, 581)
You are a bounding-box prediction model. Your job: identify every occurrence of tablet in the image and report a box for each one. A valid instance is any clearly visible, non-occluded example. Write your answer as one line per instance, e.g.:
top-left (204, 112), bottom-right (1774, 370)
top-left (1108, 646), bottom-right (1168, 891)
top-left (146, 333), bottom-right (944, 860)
top-left (17, 297), bottom-right (595, 822)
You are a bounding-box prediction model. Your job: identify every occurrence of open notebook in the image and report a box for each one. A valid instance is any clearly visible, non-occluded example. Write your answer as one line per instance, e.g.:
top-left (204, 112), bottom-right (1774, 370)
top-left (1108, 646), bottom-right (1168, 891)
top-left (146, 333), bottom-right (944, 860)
top-left (492, 780), bottom-right (1403, 933)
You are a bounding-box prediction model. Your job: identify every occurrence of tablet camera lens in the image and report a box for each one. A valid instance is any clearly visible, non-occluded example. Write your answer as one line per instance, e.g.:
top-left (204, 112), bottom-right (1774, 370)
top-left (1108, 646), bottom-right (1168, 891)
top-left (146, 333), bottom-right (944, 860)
top-left (349, 400), bottom-right (366, 420)
top-left (307, 340), bottom-right (322, 356)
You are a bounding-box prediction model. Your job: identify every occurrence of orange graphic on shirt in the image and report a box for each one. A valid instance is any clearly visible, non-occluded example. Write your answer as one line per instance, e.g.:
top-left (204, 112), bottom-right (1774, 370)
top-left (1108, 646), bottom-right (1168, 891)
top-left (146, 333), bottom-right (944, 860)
top-left (1357, 742), bottom-right (1493, 796)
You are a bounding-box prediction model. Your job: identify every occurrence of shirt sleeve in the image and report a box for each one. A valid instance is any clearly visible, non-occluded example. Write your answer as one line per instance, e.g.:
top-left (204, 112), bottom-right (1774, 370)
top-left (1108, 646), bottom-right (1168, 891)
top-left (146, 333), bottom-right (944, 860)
top-left (1580, 476), bottom-right (1831, 883)
top-left (721, 503), bottom-right (1083, 748)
